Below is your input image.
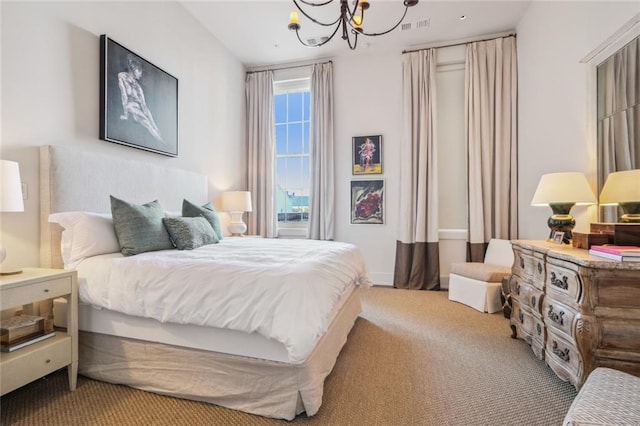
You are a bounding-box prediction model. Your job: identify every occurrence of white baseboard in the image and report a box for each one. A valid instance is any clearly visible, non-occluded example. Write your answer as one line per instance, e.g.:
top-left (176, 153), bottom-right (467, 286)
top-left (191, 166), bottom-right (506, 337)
top-left (370, 272), bottom-right (394, 286)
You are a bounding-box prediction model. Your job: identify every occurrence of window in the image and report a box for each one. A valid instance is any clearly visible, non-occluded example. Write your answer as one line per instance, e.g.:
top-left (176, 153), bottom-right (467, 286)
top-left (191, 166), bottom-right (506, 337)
top-left (274, 78), bottom-right (311, 233)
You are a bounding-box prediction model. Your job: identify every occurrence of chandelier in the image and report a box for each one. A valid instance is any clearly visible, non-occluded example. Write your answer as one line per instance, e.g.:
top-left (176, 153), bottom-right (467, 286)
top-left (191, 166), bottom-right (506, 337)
top-left (288, 0), bottom-right (419, 50)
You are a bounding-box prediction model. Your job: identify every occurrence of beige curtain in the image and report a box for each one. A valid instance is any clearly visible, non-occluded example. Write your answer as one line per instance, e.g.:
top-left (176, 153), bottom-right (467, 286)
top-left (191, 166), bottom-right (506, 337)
top-left (246, 71), bottom-right (277, 237)
top-left (465, 36), bottom-right (518, 261)
top-left (308, 62), bottom-right (335, 240)
top-left (394, 49), bottom-right (440, 290)
top-left (598, 36), bottom-right (639, 222)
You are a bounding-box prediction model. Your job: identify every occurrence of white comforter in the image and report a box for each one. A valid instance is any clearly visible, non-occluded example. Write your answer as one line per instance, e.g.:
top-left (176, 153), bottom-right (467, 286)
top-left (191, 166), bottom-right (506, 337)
top-left (76, 238), bottom-right (371, 363)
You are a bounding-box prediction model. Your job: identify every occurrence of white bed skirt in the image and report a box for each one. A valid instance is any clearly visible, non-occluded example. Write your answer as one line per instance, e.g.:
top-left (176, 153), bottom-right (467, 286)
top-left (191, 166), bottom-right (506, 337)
top-left (78, 288), bottom-right (363, 420)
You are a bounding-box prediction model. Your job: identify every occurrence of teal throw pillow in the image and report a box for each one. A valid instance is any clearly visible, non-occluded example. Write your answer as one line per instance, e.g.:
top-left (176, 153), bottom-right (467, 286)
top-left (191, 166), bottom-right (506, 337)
top-left (163, 216), bottom-right (219, 250)
top-left (110, 196), bottom-right (173, 256)
top-left (182, 199), bottom-right (224, 240)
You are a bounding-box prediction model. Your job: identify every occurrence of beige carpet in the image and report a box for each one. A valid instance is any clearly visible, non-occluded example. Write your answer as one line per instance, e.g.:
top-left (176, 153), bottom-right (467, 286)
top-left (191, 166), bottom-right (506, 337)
top-left (1, 288), bottom-right (577, 425)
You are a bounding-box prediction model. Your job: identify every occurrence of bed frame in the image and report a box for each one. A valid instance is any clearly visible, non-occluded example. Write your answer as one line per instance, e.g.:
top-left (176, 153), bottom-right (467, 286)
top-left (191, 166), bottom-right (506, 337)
top-left (39, 145), bottom-right (362, 420)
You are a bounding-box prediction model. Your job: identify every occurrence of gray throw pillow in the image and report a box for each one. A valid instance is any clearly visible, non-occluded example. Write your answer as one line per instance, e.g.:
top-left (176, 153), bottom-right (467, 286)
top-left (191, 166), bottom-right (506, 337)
top-left (182, 199), bottom-right (224, 240)
top-left (163, 217), bottom-right (219, 250)
top-left (110, 196), bottom-right (174, 256)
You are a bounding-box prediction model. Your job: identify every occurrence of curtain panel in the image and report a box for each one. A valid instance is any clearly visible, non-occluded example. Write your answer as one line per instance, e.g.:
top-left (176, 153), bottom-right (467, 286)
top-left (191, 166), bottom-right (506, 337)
top-left (246, 71), bottom-right (277, 238)
top-left (394, 48), bottom-right (440, 290)
top-left (308, 62), bottom-right (335, 240)
top-left (465, 36), bottom-right (518, 261)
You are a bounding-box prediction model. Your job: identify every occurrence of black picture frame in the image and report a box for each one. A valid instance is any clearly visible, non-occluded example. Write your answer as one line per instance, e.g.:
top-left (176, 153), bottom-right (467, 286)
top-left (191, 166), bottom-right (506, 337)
top-left (100, 35), bottom-right (178, 157)
top-left (352, 135), bottom-right (382, 175)
top-left (350, 179), bottom-right (384, 224)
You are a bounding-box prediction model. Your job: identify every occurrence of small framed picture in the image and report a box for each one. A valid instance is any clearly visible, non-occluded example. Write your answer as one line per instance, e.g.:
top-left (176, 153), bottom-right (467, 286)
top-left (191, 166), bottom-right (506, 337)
top-left (352, 135), bottom-right (382, 175)
top-left (552, 231), bottom-right (565, 245)
top-left (350, 179), bottom-right (384, 224)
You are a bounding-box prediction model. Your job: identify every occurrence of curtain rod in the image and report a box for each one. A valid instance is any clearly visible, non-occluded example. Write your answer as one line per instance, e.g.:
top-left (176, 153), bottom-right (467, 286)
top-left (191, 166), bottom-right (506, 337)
top-left (402, 32), bottom-right (516, 54)
top-left (246, 60), bottom-right (333, 74)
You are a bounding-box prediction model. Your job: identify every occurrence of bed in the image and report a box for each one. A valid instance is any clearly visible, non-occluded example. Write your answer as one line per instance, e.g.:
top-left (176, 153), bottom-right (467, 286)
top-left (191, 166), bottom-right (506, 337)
top-left (39, 145), bottom-right (370, 420)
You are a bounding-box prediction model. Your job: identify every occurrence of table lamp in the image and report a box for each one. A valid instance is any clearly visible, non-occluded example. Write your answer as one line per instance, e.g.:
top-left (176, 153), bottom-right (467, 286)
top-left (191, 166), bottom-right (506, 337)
top-left (599, 169), bottom-right (640, 223)
top-left (1, 160), bottom-right (25, 275)
top-left (531, 172), bottom-right (597, 243)
top-left (222, 191), bottom-right (253, 236)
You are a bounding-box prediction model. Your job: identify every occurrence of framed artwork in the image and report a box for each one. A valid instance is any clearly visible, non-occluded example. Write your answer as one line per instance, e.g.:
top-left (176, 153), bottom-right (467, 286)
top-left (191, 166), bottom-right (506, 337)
top-left (552, 231), bottom-right (565, 245)
top-left (352, 135), bottom-right (382, 175)
top-left (351, 179), bottom-right (384, 224)
top-left (99, 35), bottom-right (179, 157)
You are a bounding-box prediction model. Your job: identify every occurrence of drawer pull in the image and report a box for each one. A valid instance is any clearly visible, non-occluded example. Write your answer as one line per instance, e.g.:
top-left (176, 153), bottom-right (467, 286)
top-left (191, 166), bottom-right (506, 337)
top-left (547, 305), bottom-right (565, 326)
top-left (551, 340), bottom-right (570, 362)
top-left (43, 289), bottom-right (49, 293)
top-left (531, 296), bottom-right (536, 308)
top-left (537, 263), bottom-right (542, 274)
top-left (45, 359), bottom-right (51, 364)
top-left (536, 323), bottom-right (542, 335)
top-left (520, 258), bottom-right (525, 269)
top-left (515, 283), bottom-right (521, 295)
top-left (518, 311), bottom-right (524, 324)
top-left (550, 272), bottom-right (568, 290)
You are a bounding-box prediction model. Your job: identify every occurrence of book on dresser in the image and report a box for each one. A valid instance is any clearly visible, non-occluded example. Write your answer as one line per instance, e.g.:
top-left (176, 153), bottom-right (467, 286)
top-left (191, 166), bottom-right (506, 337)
top-left (1, 331), bottom-right (56, 352)
top-left (589, 245), bottom-right (640, 262)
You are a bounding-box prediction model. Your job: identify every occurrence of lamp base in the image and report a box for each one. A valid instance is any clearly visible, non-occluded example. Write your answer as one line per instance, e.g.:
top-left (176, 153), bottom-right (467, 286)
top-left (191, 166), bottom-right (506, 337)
top-left (228, 211), bottom-right (247, 237)
top-left (619, 202), bottom-right (640, 223)
top-left (547, 203), bottom-right (576, 244)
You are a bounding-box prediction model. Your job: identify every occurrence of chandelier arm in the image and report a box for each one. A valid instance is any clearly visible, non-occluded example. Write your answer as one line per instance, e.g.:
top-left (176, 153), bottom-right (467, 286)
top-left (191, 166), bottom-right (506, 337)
top-left (359, 5), bottom-right (409, 37)
top-left (344, 4), bottom-right (364, 31)
top-left (293, 0), bottom-right (342, 27)
top-left (295, 22), bottom-right (342, 48)
top-left (296, 0), bottom-right (334, 6)
top-left (346, 29), bottom-right (359, 50)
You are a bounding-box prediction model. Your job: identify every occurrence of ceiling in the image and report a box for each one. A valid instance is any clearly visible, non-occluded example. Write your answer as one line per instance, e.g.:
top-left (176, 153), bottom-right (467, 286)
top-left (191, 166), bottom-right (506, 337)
top-left (179, 1), bottom-right (532, 69)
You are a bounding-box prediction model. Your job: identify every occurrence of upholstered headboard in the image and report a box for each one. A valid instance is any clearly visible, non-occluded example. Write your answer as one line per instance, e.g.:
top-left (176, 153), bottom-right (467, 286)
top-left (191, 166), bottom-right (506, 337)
top-left (40, 145), bottom-right (208, 268)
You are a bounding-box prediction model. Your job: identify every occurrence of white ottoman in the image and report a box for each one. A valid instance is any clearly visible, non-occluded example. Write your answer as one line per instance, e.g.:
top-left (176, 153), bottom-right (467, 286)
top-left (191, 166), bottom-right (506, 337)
top-left (563, 367), bottom-right (640, 425)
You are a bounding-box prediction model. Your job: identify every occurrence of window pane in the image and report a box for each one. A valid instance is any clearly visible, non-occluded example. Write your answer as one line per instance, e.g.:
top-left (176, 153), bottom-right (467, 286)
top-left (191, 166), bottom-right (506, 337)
top-left (288, 92), bottom-right (303, 121)
top-left (303, 92), bottom-right (310, 121)
top-left (276, 157), bottom-right (287, 189)
top-left (288, 123), bottom-right (303, 154)
top-left (274, 94), bottom-right (286, 124)
top-left (275, 124), bottom-right (287, 154)
top-left (286, 157), bottom-right (302, 190)
top-left (302, 157), bottom-right (310, 190)
top-left (303, 122), bottom-right (310, 154)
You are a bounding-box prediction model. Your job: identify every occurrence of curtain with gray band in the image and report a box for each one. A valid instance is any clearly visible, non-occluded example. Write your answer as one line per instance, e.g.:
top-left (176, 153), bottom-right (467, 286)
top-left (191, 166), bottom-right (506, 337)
top-left (465, 36), bottom-right (518, 261)
top-left (246, 70), bottom-right (277, 238)
top-left (394, 48), bottom-right (440, 290)
top-left (308, 62), bottom-right (335, 240)
top-left (598, 36), bottom-right (639, 222)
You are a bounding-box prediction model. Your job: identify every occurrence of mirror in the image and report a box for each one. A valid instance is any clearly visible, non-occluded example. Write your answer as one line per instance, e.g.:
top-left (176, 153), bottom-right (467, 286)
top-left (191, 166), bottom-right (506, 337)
top-left (597, 34), bottom-right (640, 222)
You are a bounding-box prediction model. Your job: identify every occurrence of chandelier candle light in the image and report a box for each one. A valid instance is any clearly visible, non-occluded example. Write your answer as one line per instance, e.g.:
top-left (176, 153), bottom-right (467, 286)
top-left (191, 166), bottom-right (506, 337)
top-left (288, 0), bottom-right (419, 50)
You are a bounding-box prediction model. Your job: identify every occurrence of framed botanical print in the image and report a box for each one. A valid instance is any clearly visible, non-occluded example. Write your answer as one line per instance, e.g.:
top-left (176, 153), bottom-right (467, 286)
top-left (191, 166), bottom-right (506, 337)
top-left (99, 35), bottom-right (179, 157)
top-left (352, 135), bottom-right (382, 175)
top-left (350, 179), bottom-right (384, 224)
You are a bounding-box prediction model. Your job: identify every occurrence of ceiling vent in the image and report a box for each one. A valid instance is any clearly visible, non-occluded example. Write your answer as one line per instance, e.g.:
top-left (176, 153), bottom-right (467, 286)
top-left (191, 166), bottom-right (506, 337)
top-left (401, 18), bottom-right (430, 31)
top-left (306, 36), bottom-right (330, 45)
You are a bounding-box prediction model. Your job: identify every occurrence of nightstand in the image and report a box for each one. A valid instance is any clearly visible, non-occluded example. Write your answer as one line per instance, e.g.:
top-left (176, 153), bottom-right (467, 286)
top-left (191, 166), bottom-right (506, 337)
top-left (0, 268), bottom-right (78, 395)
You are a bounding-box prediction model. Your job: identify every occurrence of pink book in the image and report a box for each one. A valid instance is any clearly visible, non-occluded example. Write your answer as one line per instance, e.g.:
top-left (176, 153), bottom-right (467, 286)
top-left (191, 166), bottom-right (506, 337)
top-left (589, 245), bottom-right (640, 257)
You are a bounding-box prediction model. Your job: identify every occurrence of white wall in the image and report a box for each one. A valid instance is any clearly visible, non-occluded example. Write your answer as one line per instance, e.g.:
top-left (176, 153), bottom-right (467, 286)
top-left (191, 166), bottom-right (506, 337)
top-left (0, 2), bottom-right (246, 270)
top-left (516, 2), bottom-right (639, 240)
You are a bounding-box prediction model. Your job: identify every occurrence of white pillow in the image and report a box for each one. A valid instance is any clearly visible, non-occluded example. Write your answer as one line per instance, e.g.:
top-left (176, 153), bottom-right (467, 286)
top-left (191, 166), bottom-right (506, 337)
top-left (48, 212), bottom-right (120, 267)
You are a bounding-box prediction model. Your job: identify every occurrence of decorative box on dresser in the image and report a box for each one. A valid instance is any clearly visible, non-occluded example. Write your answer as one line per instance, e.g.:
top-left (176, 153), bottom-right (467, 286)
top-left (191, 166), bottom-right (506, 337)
top-left (510, 240), bottom-right (640, 389)
top-left (0, 268), bottom-right (78, 395)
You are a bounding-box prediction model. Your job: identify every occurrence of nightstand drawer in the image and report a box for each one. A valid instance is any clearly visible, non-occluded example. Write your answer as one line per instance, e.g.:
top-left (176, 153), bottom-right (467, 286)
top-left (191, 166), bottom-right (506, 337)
top-left (1, 277), bottom-right (72, 308)
top-left (0, 334), bottom-right (71, 395)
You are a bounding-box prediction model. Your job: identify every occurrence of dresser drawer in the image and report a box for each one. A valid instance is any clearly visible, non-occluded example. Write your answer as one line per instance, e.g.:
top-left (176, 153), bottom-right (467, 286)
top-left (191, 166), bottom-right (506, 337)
top-left (513, 249), bottom-right (534, 280)
top-left (546, 262), bottom-right (581, 303)
top-left (1, 277), bottom-right (72, 308)
top-left (546, 330), bottom-right (581, 385)
top-left (542, 298), bottom-right (576, 340)
top-left (511, 300), bottom-right (534, 338)
top-left (532, 253), bottom-right (546, 290)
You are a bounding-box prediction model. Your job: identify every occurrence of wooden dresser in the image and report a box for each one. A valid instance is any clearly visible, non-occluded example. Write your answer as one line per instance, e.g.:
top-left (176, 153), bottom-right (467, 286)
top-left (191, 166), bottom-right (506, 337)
top-left (509, 240), bottom-right (640, 389)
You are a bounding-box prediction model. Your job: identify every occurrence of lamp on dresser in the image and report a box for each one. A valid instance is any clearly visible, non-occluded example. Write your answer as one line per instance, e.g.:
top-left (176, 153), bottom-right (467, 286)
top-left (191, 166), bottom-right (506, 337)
top-left (222, 191), bottom-right (253, 236)
top-left (0, 160), bottom-right (25, 275)
top-left (599, 169), bottom-right (640, 223)
top-left (531, 172), bottom-right (597, 244)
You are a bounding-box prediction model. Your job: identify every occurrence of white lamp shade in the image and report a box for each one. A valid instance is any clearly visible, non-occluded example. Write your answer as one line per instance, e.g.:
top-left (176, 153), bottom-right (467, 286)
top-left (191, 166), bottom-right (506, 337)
top-left (0, 160), bottom-right (25, 212)
top-left (222, 191), bottom-right (253, 212)
top-left (531, 172), bottom-right (597, 206)
top-left (599, 169), bottom-right (640, 205)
